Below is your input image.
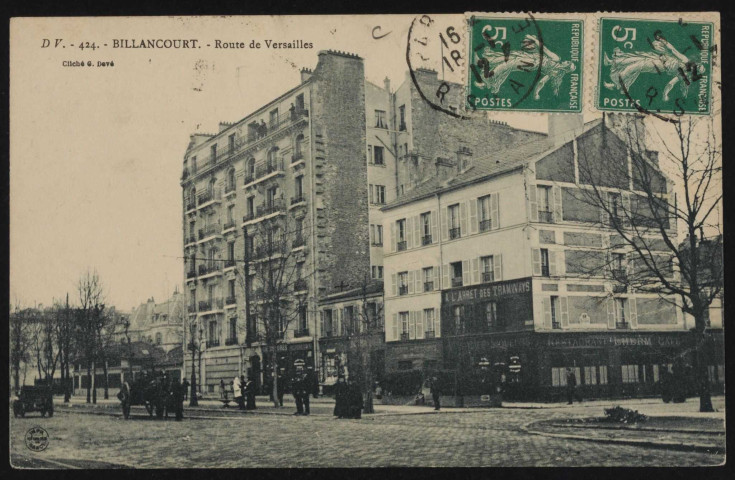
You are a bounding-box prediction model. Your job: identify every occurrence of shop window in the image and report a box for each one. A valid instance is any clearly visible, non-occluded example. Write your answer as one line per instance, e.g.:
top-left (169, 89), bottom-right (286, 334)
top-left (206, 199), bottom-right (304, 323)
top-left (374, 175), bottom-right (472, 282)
top-left (583, 366), bottom-right (597, 385)
top-left (621, 364), bottom-right (640, 383)
top-left (599, 365), bottom-right (608, 385)
top-left (551, 367), bottom-right (567, 387)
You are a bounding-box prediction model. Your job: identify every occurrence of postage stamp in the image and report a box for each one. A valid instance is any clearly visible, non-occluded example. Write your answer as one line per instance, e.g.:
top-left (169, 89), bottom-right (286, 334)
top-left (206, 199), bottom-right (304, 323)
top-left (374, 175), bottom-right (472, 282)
top-left (466, 16), bottom-right (584, 112)
top-left (597, 17), bottom-right (715, 115)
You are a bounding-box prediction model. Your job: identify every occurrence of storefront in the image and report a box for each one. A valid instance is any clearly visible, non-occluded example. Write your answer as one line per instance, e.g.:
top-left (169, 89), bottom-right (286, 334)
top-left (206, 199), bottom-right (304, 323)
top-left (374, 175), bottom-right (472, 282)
top-left (261, 341), bottom-right (315, 394)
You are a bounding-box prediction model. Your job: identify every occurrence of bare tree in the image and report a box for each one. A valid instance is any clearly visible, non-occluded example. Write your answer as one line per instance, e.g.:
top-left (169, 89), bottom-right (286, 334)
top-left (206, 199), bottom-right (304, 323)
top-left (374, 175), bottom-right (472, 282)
top-left (341, 273), bottom-right (384, 414)
top-left (571, 114), bottom-right (722, 412)
top-left (10, 303), bottom-right (33, 391)
top-left (184, 314), bottom-right (203, 406)
top-left (76, 269), bottom-right (107, 404)
top-left (242, 213), bottom-right (314, 407)
top-left (56, 294), bottom-right (76, 402)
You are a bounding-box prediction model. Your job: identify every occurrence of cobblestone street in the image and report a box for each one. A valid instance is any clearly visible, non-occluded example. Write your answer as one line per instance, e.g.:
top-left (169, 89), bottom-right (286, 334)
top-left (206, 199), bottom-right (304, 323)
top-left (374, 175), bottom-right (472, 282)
top-left (10, 398), bottom-right (725, 468)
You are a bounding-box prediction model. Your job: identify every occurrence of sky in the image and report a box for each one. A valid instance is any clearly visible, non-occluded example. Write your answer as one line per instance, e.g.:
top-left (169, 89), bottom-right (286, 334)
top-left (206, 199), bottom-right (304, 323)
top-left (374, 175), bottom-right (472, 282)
top-left (9, 15), bottom-right (720, 311)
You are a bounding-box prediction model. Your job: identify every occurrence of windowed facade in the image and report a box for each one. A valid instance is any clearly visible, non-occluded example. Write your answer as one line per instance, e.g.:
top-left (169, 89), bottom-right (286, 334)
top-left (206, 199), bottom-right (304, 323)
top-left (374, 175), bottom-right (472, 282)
top-left (616, 298), bottom-right (629, 328)
top-left (420, 212), bottom-right (432, 245)
top-left (374, 110), bottom-right (387, 129)
top-left (398, 105), bottom-right (406, 131)
top-left (423, 267), bottom-right (434, 292)
top-left (398, 271), bottom-right (408, 296)
top-left (478, 195), bottom-right (493, 231)
top-left (537, 185), bottom-right (553, 223)
top-left (481, 255), bottom-right (494, 283)
top-left (448, 204), bottom-right (461, 239)
top-left (451, 261), bottom-right (463, 287)
top-left (396, 219), bottom-right (406, 251)
top-left (373, 146), bottom-right (385, 165)
top-left (540, 248), bottom-right (550, 277)
top-left (550, 295), bottom-right (560, 329)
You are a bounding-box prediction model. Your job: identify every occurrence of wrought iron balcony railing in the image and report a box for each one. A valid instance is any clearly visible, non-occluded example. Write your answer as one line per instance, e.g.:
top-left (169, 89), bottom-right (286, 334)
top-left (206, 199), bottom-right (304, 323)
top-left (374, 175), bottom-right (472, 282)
top-left (449, 227), bottom-right (461, 240)
top-left (225, 337), bottom-right (238, 346)
top-left (482, 271), bottom-right (494, 283)
top-left (225, 296), bottom-right (236, 305)
top-left (616, 321), bottom-right (630, 330)
top-left (399, 285), bottom-right (408, 296)
top-left (424, 330), bottom-right (436, 339)
top-left (424, 281), bottom-right (434, 292)
top-left (451, 277), bottom-right (463, 288)
top-left (294, 328), bottom-right (310, 338)
top-left (397, 241), bottom-right (407, 251)
top-left (479, 219), bottom-right (492, 232)
top-left (206, 339), bottom-right (220, 348)
top-left (255, 199), bottom-right (285, 218)
top-left (422, 235), bottom-right (432, 246)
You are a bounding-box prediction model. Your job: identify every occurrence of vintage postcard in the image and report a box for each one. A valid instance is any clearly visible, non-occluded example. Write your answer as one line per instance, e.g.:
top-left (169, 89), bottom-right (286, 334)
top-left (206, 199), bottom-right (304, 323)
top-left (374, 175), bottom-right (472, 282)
top-left (9, 13), bottom-right (724, 469)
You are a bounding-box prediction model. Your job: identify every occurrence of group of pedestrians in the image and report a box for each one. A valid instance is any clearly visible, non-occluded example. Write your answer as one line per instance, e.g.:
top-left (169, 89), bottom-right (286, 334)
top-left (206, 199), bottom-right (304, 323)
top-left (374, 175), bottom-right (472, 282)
top-left (333, 377), bottom-right (364, 419)
top-left (226, 375), bottom-right (257, 411)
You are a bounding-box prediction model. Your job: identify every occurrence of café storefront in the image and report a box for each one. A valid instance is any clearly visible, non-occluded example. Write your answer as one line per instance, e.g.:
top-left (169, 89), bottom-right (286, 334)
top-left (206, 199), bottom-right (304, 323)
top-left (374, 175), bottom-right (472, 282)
top-left (261, 340), bottom-right (315, 394)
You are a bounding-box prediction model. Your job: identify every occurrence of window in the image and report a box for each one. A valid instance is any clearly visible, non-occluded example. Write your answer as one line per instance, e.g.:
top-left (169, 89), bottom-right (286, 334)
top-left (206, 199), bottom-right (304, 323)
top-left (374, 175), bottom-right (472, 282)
top-left (228, 133), bottom-right (236, 153)
top-left (226, 241), bottom-right (235, 267)
top-left (396, 219), bottom-right (407, 250)
top-left (451, 261), bottom-right (463, 287)
top-left (246, 158), bottom-right (255, 180)
top-left (324, 309), bottom-right (333, 336)
top-left (210, 144), bottom-right (218, 163)
top-left (478, 195), bottom-right (493, 231)
top-left (229, 318), bottom-right (237, 342)
top-left (423, 267), bottom-right (434, 291)
top-left (247, 196), bottom-right (255, 217)
top-left (621, 364), bottom-right (640, 383)
top-left (583, 366), bottom-right (597, 385)
top-left (370, 224), bottom-right (383, 246)
top-left (537, 185), bottom-right (552, 223)
top-left (448, 204), bottom-right (461, 239)
top-left (551, 368), bottom-right (567, 387)
top-left (481, 256), bottom-right (494, 282)
top-left (191, 156), bottom-right (197, 174)
top-left (424, 309), bottom-right (435, 336)
top-left (294, 135), bottom-right (304, 159)
top-left (298, 305), bottom-right (308, 332)
top-left (540, 248), bottom-right (550, 277)
top-left (373, 146), bottom-right (385, 165)
top-left (228, 279), bottom-right (236, 299)
top-left (420, 212), bottom-right (432, 245)
top-left (266, 186), bottom-right (279, 206)
top-left (227, 168), bottom-right (236, 192)
top-left (399, 105), bottom-right (406, 131)
top-left (374, 110), bottom-right (387, 129)
top-left (608, 192), bottom-right (622, 225)
top-left (550, 296), bottom-right (560, 329)
top-left (599, 365), bottom-right (608, 384)
top-left (267, 148), bottom-right (278, 169)
top-left (615, 298), bottom-right (628, 328)
top-left (374, 185), bottom-right (386, 204)
top-left (485, 301), bottom-right (499, 330)
top-left (453, 305), bottom-right (464, 334)
top-left (226, 205), bottom-right (235, 227)
top-left (269, 108), bottom-right (279, 128)
top-left (398, 272), bottom-right (408, 295)
top-left (294, 175), bottom-right (304, 201)
top-left (295, 93), bottom-right (305, 111)
top-left (372, 265), bottom-right (384, 279)
top-left (399, 312), bottom-right (409, 337)
top-left (208, 320), bottom-right (217, 345)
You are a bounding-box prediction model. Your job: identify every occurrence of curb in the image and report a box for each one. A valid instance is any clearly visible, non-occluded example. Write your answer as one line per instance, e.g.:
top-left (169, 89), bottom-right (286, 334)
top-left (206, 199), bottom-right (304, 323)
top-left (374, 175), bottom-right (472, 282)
top-left (520, 421), bottom-right (724, 454)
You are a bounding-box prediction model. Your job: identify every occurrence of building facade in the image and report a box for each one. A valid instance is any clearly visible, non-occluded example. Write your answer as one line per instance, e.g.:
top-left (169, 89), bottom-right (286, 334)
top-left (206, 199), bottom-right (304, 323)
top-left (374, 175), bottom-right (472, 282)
top-left (126, 289), bottom-right (185, 353)
top-left (381, 114), bottom-right (721, 401)
top-left (180, 50), bottom-right (564, 395)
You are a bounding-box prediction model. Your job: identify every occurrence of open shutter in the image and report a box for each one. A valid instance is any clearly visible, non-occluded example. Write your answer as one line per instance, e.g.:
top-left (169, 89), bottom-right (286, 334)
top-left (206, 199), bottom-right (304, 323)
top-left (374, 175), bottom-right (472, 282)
top-left (560, 297), bottom-right (569, 327)
top-left (462, 260), bottom-right (470, 286)
top-left (532, 249), bottom-right (542, 275)
top-left (407, 271), bottom-right (415, 295)
top-left (417, 312), bottom-right (425, 339)
top-left (408, 217), bottom-right (415, 249)
top-left (408, 312), bottom-right (416, 339)
top-left (369, 185), bottom-right (374, 204)
top-left (494, 254), bottom-right (503, 281)
top-left (622, 193), bottom-right (632, 228)
top-left (491, 193), bottom-right (500, 229)
top-left (443, 264), bottom-right (450, 289)
top-left (607, 298), bottom-right (616, 329)
top-left (391, 273), bottom-right (397, 297)
top-left (415, 270), bottom-right (422, 293)
top-left (391, 313), bottom-right (398, 341)
top-left (460, 202), bottom-right (468, 237)
top-left (441, 208), bottom-right (449, 241)
top-left (600, 193), bottom-right (610, 226)
top-left (529, 185), bottom-right (538, 222)
top-left (431, 210), bottom-right (438, 243)
top-left (469, 199), bottom-right (478, 234)
top-left (549, 250), bottom-right (557, 276)
top-left (629, 298), bottom-right (638, 328)
top-left (414, 216), bottom-right (421, 246)
top-left (434, 266), bottom-right (440, 290)
top-left (542, 297), bottom-right (552, 329)
top-left (552, 186), bottom-right (562, 223)
top-left (336, 309), bottom-right (342, 336)
top-left (471, 258), bottom-right (480, 284)
top-left (390, 222), bottom-right (397, 252)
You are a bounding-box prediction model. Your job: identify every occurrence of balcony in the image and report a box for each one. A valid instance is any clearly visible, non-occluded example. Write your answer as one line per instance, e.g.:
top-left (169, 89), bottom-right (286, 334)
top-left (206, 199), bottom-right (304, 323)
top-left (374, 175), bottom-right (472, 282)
top-left (294, 328), bottom-right (310, 338)
top-left (223, 221), bottom-right (236, 231)
top-left (255, 159), bottom-right (285, 179)
top-left (424, 330), bottom-right (436, 339)
top-left (451, 277), bottom-right (463, 288)
top-left (482, 272), bottom-right (494, 283)
top-left (541, 266), bottom-right (550, 277)
top-left (538, 210), bottom-right (554, 223)
top-left (255, 199), bottom-right (286, 219)
top-left (198, 264), bottom-right (222, 278)
top-left (206, 339), bottom-right (220, 348)
top-left (185, 200), bottom-right (196, 212)
top-left (225, 337), bottom-right (239, 346)
top-left (185, 235), bottom-right (197, 245)
top-left (224, 183), bottom-right (237, 195)
top-left (291, 152), bottom-right (304, 163)
top-left (399, 285), bottom-right (408, 296)
top-left (252, 241), bottom-right (286, 260)
top-left (290, 195), bottom-right (305, 206)
top-left (198, 300), bottom-right (211, 311)
top-left (424, 281), bottom-right (434, 292)
top-left (186, 269), bottom-right (197, 279)
top-left (397, 241), bottom-right (407, 251)
top-left (552, 321), bottom-right (562, 329)
top-left (616, 321), bottom-right (630, 330)
top-left (187, 305), bottom-right (197, 313)
top-left (224, 259), bottom-right (236, 269)
top-left (449, 227), bottom-right (461, 240)
top-left (197, 190), bottom-right (222, 207)
top-left (198, 223), bottom-right (221, 240)
top-left (422, 235), bottom-right (432, 246)
top-left (293, 278), bottom-right (308, 292)
top-left (479, 219), bottom-right (492, 232)
top-left (243, 174), bottom-right (255, 185)
top-left (225, 296), bottom-right (236, 305)
top-left (371, 241), bottom-right (383, 247)
top-left (400, 332), bottom-right (410, 341)
top-left (292, 236), bottom-right (305, 248)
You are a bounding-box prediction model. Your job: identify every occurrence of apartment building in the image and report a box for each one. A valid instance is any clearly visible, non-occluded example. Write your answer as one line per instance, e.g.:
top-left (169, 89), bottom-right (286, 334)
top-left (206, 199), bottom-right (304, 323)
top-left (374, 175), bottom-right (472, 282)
top-left (180, 50), bottom-right (554, 394)
top-left (381, 114), bottom-right (720, 401)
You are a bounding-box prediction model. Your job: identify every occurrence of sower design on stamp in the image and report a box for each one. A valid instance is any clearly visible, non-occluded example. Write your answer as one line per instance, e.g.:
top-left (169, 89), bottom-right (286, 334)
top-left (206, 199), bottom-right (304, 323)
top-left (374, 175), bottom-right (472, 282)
top-left (466, 16), bottom-right (583, 112)
top-left (598, 18), bottom-right (714, 116)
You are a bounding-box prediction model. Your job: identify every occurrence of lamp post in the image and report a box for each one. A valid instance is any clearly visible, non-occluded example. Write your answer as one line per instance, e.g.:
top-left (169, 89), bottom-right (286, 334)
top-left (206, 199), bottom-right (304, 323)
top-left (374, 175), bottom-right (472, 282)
top-left (198, 326), bottom-right (204, 398)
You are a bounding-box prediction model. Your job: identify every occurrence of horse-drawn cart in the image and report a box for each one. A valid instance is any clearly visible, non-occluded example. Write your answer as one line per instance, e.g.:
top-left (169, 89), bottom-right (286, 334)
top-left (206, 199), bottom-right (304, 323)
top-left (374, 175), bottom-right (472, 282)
top-left (117, 374), bottom-right (184, 420)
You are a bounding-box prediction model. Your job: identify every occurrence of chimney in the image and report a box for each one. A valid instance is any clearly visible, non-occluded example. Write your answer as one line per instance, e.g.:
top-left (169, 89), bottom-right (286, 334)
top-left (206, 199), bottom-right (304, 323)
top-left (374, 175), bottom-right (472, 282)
top-left (300, 67), bottom-right (313, 83)
top-left (435, 157), bottom-right (456, 182)
top-left (548, 114), bottom-right (584, 146)
top-left (604, 112), bottom-right (647, 145)
top-left (383, 76), bottom-right (391, 93)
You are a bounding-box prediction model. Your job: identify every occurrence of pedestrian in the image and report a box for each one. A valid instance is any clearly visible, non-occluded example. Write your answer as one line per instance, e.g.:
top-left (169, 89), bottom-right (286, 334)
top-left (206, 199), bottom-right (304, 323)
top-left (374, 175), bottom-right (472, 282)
top-left (259, 119), bottom-right (268, 138)
top-left (565, 367), bottom-right (578, 404)
top-left (233, 374), bottom-right (245, 410)
top-left (374, 382), bottom-right (383, 400)
top-left (333, 376), bottom-right (348, 419)
top-left (219, 379), bottom-right (228, 402)
top-left (182, 378), bottom-right (190, 401)
top-left (172, 377), bottom-right (184, 421)
top-left (292, 369), bottom-right (305, 415)
top-left (245, 377), bottom-right (257, 410)
top-left (429, 377), bottom-right (441, 411)
top-left (276, 372), bottom-right (285, 407)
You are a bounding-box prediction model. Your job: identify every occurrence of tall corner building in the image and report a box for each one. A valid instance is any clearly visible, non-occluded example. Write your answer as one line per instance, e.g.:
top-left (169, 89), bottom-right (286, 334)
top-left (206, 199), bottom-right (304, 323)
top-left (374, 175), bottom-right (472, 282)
top-left (179, 50), bottom-right (535, 394)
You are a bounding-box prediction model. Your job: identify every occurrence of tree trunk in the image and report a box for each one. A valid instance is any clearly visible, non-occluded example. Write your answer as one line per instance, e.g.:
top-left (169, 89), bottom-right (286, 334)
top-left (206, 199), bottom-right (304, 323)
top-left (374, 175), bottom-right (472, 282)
top-left (103, 359), bottom-right (109, 400)
top-left (190, 348), bottom-right (198, 406)
top-left (86, 363), bottom-right (92, 403)
top-left (13, 364), bottom-right (20, 392)
top-left (92, 360), bottom-right (97, 404)
top-left (693, 318), bottom-right (714, 412)
top-left (272, 352), bottom-right (280, 408)
top-left (64, 360), bottom-right (70, 403)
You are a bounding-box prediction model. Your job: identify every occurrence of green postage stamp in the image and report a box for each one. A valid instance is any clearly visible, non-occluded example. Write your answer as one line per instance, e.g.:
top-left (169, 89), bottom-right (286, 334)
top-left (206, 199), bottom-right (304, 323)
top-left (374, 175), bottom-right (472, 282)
top-left (466, 16), bottom-right (584, 112)
top-left (597, 18), bottom-right (714, 115)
